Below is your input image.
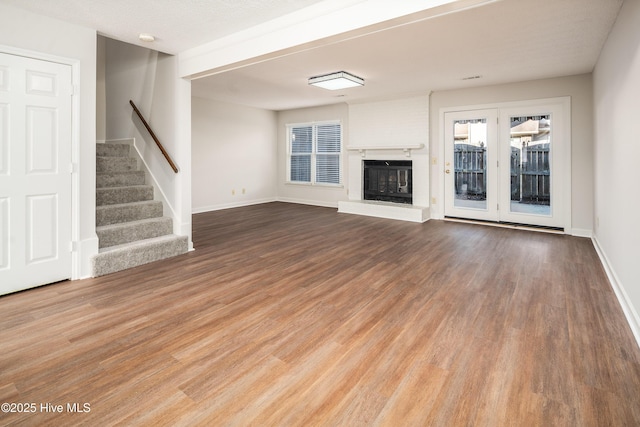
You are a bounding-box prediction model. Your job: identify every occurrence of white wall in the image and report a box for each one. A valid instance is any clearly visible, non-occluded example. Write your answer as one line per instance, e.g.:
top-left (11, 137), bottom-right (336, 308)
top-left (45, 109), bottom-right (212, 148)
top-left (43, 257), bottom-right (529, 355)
top-left (104, 38), bottom-right (192, 246)
top-left (195, 97), bottom-right (430, 211)
top-left (198, 96), bottom-right (430, 211)
top-left (348, 96), bottom-right (430, 207)
top-left (429, 74), bottom-right (594, 234)
top-left (192, 97), bottom-right (277, 212)
top-left (277, 103), bottom-right (350, 207)
top-left (104, 38), bottom-right (159, 140)
top-left (0, 3), bottom-right (98, 278)
top-left (593, 0), bottom-right (640, 343)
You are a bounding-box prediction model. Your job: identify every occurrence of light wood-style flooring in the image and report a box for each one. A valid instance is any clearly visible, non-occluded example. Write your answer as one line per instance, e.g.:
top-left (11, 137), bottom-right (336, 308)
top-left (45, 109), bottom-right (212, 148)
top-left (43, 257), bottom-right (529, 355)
top-left (1, 202), bottom-right (639, 426)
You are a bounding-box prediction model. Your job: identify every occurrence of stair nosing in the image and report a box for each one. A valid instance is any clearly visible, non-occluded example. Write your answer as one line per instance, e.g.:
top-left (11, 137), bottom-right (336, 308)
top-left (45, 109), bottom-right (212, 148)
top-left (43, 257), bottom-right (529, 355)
top-left (96, 216), bottom-right (171, 232)
top-left (98, 234), bottom-right (186, 253)
top-left (96, 184), bottom-right (152, 190)
top-left (96, 171), bottom-right (145, 175)
top-left (96, 200), bottom-right (162, 210)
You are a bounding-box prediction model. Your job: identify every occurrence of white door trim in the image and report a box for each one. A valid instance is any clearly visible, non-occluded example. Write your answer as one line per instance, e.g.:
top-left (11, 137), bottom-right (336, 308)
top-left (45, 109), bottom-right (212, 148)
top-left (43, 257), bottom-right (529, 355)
top-left (438, 97), bottom-right (572, 232)
top-left (0, 44), bottom-right (82, 280)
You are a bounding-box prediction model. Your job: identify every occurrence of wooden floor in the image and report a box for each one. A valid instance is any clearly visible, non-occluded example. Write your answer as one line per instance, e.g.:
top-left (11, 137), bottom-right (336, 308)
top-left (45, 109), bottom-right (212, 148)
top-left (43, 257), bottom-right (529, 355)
top-left (1, 202), bottom-right (639, 426)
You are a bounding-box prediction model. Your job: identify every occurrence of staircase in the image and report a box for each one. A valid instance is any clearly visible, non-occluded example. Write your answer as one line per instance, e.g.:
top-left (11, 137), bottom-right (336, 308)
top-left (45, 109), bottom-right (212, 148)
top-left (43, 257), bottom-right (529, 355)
top-left (91, 142), bottom-right (188, 276)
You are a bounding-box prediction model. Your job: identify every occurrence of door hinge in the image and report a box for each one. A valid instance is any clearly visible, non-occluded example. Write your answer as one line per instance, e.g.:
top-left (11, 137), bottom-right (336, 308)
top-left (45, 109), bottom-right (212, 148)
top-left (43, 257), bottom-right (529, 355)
top-left (70, 162), bottom-right (78, 174)
top-left (497, 203), bottom-right (500, 211)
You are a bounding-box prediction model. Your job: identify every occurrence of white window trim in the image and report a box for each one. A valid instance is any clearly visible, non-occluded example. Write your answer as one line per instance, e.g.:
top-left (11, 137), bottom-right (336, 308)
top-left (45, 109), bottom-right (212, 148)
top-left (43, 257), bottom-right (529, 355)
top-left (286, 120), bottom-right (343, 187)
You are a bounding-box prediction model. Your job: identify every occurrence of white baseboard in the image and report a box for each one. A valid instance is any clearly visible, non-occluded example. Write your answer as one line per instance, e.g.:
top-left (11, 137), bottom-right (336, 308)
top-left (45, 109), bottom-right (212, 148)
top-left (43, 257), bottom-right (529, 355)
top-left (192, 197), bottom-right (277, 214)
top-left (592, 236), bottom-right (640, 349)
top-left (75, 236), bottom-right (99, 279)
top-left (193, 198), bottom-right (342, 214)
top-left (570, 228), bottom-right (592, 238)
top-left (276, 197), bottom-right (338, 209)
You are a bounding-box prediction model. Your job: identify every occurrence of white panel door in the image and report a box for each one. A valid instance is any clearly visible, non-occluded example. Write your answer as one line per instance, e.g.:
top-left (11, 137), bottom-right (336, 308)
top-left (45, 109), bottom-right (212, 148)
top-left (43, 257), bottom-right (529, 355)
top-left (0, 53), bottom-right (72, 295)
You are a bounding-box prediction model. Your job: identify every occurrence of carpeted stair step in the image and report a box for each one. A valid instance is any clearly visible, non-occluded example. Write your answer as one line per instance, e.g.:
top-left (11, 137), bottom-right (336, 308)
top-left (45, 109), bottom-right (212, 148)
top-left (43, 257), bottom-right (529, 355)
top-left (97, 156), bottom-right (138, 173)
top-left (96, 200), bottom-right (164, 226)
top-left (97, 217), bottom-right (173, 248)
top-left (96, 143), bottom-right (130, 157)
top-left (91, 234), bottom-right (189, 277)
top-left (97, 170), bottom-right (146, 188)
top-left (92, 141), bottom-right (189, 277)
top-left (96, 185), bottom-right (154, 206)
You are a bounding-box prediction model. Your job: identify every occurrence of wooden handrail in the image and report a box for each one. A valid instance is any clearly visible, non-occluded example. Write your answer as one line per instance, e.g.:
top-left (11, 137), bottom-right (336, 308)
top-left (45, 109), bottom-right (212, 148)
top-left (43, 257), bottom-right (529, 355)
top-left (129, 100), bottom-right (179, 173)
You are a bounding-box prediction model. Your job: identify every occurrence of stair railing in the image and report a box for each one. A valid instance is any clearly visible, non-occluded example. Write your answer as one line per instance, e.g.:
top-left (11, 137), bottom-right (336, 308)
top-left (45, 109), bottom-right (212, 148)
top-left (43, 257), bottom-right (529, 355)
top-left (129, 100), bottom-right (179, 173)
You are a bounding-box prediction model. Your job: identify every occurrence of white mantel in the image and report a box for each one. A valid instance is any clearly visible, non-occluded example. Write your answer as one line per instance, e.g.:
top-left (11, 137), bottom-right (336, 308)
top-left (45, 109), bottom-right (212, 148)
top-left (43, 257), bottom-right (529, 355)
top-left (347, 144), bottom-right (425, 158)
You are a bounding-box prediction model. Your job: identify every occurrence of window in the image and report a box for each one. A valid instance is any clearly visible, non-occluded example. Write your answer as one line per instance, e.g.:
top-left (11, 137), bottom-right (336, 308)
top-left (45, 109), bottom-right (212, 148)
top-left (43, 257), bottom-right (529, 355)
top-left (287, 122), bottom-right (342, 185)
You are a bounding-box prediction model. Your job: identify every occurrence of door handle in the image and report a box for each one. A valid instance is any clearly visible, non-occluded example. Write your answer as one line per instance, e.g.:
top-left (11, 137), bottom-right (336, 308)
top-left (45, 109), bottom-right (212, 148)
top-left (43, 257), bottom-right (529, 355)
top-left (445, 169), bottom-right (450, 174)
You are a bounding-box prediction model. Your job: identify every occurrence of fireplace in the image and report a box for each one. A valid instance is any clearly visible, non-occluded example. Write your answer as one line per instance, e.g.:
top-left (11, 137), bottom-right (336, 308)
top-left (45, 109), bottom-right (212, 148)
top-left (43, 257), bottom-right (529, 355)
top-left (363, 160), bottom-right (412, 204)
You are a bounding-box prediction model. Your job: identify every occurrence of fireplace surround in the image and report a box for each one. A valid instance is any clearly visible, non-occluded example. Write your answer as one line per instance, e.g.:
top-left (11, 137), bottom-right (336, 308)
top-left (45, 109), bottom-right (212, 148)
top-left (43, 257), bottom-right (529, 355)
top-left (338, 142), bottom-right (429, 223)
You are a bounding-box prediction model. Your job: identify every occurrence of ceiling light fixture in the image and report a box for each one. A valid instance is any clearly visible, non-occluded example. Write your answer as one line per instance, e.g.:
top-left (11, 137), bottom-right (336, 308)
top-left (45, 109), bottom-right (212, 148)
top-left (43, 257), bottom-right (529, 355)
top-left (139, 33), bottom-right (155, 42)
top-left (308, 71), bottom-right (364, 90)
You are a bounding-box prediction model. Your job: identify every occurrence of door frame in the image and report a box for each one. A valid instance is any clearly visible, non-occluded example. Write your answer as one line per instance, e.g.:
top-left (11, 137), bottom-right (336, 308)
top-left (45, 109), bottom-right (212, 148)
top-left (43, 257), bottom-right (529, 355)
top-left (437, 97), bottom-right (572, 231)
top-left (1, 45), bottom-right (82, 280)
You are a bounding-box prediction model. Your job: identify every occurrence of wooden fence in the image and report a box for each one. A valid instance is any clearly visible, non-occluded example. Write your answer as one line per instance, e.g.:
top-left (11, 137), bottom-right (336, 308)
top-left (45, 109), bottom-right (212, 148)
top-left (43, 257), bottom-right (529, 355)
top-left (511, 143), bottom-right (550, 203)
top-left (454, 144), bottom-right (486, 198)
top-left (454, 143), bottom-right (550, 204)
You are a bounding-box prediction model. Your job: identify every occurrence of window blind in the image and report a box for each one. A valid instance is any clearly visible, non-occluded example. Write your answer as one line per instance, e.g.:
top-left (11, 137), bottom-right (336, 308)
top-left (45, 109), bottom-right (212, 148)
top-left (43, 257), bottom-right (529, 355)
top-left (316, 123), bottom-right (341, 184)
top-left (287, 122), bottom-right (341, 185)
top-left (290, 126), bottom-right (312, 182)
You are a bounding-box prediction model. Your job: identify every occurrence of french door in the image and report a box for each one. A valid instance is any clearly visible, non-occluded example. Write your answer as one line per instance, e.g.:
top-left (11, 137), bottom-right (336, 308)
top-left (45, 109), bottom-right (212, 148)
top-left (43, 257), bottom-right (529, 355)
top-left (444, 99), bottom-right (568, 229)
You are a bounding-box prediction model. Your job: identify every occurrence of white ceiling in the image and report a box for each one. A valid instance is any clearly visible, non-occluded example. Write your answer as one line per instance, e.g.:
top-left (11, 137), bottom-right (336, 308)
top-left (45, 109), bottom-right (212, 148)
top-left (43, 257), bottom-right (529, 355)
top-left (1, 0), bottom-right (328, 54)
top-left (191, 0), bottom-right (624, 110)
top-left (3, 0), bottom-right (624, 111)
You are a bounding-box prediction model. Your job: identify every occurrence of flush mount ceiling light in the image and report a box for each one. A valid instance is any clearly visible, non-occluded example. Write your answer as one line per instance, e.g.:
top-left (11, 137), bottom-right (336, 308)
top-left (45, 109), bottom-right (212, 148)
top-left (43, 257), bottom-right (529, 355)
top-left (138, 33), bottom-right (155, 42)
top-left (308, 71), bottom-right (364, 90)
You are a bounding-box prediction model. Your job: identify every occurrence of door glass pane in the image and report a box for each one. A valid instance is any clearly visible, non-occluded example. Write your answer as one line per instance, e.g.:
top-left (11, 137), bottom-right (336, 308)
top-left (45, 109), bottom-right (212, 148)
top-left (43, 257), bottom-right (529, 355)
top-left (509, 115), bottom-right (551, 216)
top-left (453, 119), bottom-right (487, 210)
